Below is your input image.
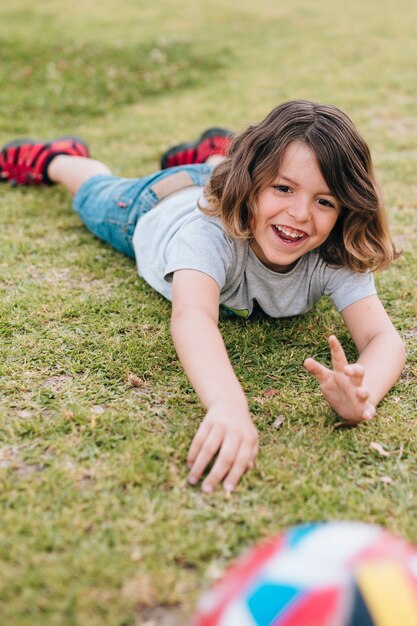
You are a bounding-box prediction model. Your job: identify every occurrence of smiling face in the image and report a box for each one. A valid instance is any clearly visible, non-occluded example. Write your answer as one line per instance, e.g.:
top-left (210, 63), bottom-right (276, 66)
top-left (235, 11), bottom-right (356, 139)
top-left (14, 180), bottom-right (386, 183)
top-left (250, 141), bottom-right (341, 273)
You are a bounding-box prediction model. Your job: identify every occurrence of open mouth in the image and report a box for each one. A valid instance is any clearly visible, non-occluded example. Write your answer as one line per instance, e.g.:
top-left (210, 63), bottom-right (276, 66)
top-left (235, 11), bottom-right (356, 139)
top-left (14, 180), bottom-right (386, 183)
top-left (272, 224), bottom-right (308, 244)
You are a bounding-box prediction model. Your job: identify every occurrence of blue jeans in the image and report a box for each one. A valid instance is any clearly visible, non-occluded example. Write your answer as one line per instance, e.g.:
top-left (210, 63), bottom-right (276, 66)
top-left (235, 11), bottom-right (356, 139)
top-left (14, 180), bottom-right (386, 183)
top-left (72, 164), bottom-right (214, 258)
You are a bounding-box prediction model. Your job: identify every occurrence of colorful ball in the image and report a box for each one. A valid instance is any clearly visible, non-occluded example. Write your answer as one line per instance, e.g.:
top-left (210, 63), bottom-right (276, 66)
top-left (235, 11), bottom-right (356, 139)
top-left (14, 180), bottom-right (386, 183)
top-left (193, 521), bottom-right (417, 626)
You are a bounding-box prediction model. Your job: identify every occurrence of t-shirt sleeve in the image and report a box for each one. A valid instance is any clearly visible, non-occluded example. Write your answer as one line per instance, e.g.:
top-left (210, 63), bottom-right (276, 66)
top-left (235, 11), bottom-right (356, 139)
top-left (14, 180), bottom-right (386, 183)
top-left (323, 266), bottom-right (377, 312)
top-left (163, 216), bottom-right (234, 289)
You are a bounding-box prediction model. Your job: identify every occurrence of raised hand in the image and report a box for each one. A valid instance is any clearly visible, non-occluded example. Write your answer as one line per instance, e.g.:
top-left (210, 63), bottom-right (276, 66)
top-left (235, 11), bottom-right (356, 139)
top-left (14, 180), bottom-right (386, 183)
top-left (186, 401), bottom-right (259, 494)
top-left (303, 335), bottom-right (376, 425)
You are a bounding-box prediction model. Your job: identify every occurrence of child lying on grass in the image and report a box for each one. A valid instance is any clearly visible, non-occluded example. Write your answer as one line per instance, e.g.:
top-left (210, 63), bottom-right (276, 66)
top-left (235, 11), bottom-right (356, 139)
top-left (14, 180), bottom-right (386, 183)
top-left (0, 100), bottom-right (406, 493)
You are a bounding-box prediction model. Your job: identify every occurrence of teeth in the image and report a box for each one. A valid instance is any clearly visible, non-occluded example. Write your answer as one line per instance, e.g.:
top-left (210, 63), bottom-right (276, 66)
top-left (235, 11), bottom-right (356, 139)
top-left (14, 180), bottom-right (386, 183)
top-left (275, 225), bottom-right (304, 239)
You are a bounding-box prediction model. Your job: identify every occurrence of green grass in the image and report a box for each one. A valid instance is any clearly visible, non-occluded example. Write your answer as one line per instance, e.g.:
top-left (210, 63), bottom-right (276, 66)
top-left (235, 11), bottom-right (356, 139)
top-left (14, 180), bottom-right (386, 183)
top-left (0, 37), bottom-right (226, 128)
top-left (0, 1), bottom-right (417, 624)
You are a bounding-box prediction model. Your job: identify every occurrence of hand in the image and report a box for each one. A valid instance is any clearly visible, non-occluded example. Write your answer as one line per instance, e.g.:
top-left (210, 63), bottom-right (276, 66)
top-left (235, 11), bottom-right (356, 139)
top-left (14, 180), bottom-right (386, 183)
top-left (187, 401), bottom-right (259, 494)
top-left (303, 335), bottom-right (376, 425)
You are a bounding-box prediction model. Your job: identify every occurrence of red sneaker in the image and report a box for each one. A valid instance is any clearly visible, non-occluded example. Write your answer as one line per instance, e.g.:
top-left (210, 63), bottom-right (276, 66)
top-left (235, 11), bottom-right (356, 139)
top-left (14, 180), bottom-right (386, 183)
top-left (160, 127), bottom-right (234, 169)
top-left (0, 136), bottom-right (90, 186)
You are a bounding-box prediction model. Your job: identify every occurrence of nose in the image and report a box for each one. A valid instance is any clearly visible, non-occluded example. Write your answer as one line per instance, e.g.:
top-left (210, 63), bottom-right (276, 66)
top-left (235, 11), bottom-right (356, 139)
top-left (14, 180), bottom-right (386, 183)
top-left (287, 197), bottom-right (312, 222)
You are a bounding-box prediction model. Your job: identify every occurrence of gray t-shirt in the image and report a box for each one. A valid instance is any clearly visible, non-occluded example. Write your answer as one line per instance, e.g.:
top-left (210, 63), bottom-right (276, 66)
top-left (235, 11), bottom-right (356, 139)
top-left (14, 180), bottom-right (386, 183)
top-left (132, 187), bottom-right (376, 318)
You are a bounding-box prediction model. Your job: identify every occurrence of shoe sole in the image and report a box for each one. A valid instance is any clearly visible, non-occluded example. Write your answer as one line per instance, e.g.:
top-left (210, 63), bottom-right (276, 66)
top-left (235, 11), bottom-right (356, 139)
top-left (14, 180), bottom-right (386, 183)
top-left (1, 135), bottom-right (89, 152)
top-left (160, 128), bottom-right (233, 169)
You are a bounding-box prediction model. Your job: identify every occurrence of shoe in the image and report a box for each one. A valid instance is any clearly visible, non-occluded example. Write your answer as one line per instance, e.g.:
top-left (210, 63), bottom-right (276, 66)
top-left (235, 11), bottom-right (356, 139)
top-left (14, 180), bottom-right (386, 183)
top-left (160, 127), bottom-right (234, 169)
top-left (0, 136), bottom-right (90, 186)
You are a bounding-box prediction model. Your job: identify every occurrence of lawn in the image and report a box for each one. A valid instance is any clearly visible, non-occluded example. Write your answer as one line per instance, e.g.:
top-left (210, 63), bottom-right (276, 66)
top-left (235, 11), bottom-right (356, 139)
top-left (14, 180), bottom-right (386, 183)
top-left (0, 1), bottom-right (416, 624)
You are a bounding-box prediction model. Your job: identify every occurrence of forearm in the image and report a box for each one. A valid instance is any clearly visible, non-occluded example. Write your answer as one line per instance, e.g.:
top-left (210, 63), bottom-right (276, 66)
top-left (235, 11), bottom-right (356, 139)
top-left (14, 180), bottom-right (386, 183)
top-left (171, 309), bottom-right (248, 411)
top-left (358, 329), bottom-right (406, 406)
top-left (170, 271), bottom-right (257, 493)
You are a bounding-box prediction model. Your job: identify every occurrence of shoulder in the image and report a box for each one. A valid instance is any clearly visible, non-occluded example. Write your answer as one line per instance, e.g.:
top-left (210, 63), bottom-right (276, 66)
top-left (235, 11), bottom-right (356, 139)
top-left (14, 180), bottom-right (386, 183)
top-left (164, 212), bottom-right (246, 290)
top-left (182, 210), bottom-right (241, 253)
top-left (318, 257), bottom-right (376, 312)
top-left (306, 252), bottom-right (372, 281)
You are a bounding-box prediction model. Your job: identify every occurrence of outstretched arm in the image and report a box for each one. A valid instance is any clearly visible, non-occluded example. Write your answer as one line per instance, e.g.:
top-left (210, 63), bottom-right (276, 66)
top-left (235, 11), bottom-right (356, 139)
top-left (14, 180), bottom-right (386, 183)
top-left (304, 295), bottom-right (406, 424)
top-left (171, 269), bottom-right (258, 493)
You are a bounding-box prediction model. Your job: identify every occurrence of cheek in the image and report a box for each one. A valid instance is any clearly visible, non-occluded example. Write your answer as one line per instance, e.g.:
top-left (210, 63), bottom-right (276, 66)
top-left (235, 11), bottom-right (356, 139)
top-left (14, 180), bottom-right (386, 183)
top-left (319, 212), bottom-right (339, 236)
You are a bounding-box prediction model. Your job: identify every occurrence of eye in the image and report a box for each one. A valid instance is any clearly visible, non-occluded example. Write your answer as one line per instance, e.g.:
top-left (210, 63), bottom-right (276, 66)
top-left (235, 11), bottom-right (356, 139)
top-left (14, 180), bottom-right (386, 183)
top-left (317, 198), bottom-right (337, 209)
top-left (273, 185), bottom-right (292, 193)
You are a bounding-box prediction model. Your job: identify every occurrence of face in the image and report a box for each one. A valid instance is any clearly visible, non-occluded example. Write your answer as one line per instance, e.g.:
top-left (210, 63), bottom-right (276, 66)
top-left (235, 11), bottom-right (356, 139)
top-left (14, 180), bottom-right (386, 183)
top-left (250, 142), bottom-right (341, 273)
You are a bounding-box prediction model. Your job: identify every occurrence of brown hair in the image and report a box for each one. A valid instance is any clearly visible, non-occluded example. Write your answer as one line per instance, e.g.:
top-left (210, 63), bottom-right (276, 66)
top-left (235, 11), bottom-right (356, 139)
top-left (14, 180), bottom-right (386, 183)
top-left (201, 100), bottom-right (399, 272)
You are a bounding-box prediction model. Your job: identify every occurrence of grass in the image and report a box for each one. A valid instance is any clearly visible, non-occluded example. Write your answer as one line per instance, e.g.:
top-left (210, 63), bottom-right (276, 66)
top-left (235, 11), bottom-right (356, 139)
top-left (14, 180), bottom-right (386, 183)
top-left (0, 37), bottom-right (225, 127)
top-left (0, 0), bottom-right (417, 624)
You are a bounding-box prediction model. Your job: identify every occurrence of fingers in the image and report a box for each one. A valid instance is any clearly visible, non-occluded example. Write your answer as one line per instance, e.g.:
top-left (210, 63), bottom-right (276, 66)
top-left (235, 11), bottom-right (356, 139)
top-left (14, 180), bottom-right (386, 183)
top-left (200, 434), bottom-right (239, 494)
top-left (303, 357), bottom-right (330, 384)
top-left (353, 384), bottom-right (375, 421)
top-left (187, 419), bottom-right (211, 469)
top-left (355, 386), bottom-right (369, 402)
top-left (305, 337), bottom-right (356, 381)
top-left (220, 441), bottom-right (255, 494)
top-left (354, 389), bottom-right (375, 421)
top-left (362, 403), bottom-right (376, 420)
top-left (328, 335), bottom-right (348, 371)
top-left (246, 441), bottom-right (258, 470)
top-left (187, 419), bottom-right (258, 494)
top-left (306, 339), bottom-right (375, 425)
top-left (187, 425), bottom-right (222, 488)
top-left (346, 364), bottom-right (374, 419)
top-left (344, 363), bottom-right (365, 386)
top-left (344, 401), bottom-right (376, 425)
top-left (202, 439), bottom-right (253, 494)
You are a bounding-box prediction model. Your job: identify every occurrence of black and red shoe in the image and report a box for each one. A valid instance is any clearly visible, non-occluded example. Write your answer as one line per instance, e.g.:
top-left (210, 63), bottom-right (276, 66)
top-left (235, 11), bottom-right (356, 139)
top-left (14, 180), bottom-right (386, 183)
top-left (160, 127), bottom-right (234, 170)
top-left (0, 136), bottom-right (90, 186)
